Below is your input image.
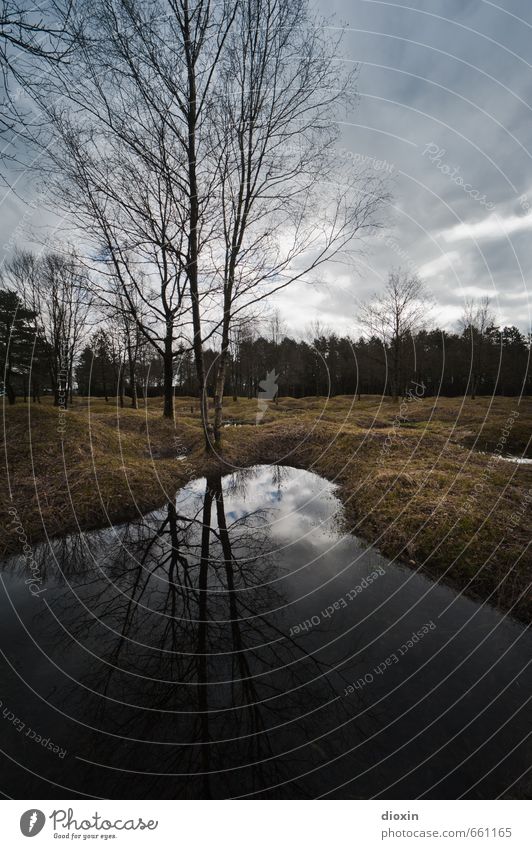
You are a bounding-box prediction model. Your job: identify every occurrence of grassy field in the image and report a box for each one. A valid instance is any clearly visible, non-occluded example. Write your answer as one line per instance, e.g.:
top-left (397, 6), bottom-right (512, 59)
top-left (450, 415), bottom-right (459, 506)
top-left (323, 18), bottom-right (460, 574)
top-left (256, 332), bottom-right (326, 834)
top-left (2, 393), bottom-right (531, 621)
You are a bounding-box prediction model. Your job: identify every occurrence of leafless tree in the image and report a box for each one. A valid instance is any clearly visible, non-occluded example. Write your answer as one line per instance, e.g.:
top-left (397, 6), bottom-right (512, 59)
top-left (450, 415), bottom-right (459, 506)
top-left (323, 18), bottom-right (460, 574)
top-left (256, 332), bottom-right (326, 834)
top-left (227, 315), bottom-right (257, 402)
top-left (38, 0), bottom-right (232, 423)
top-left (459, 295), bottom-right (495, 399)
top-left (6, 247), bottom-right (91, 407)
top-left (306, 319), bottom-right (332, 344)
top-left (105, 313), bottom-right (127, 407)
top-left (0, 1), bottom-right (73, 175)
top-left (358, 268), bottom-right (430, 401)
top-left (208, 0), bottom-right (387, 443)
top-left (105, 285), bottom-right (149, 409)
top-left (39, 0), bottom-right (386, 443)
top-left (268, 309), bottom-right (288, 348)
top-left (42, 115), bottom-right (191, 417)
top-left (122, 309), bottom-right (143, 409)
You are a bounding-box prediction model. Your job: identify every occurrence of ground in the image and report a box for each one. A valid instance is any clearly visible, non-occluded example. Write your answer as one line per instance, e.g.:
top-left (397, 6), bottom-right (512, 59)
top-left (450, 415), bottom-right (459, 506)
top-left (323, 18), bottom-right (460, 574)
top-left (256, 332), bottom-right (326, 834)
top-left (1, 393), bottom-right (531, 621)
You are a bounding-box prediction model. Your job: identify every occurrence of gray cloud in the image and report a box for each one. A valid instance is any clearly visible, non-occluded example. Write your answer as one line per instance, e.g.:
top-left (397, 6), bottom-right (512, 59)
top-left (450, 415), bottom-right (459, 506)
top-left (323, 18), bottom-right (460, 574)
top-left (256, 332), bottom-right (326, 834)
top-left (276, 0), bottom-right (532, 333)
top-left (2, 0), bottom-right (531, 334)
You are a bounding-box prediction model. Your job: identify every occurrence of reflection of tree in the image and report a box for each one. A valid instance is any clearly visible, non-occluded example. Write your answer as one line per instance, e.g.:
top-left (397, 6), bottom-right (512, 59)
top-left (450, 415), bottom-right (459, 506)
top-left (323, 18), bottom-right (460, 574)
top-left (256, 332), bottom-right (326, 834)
top-left (4, 467), bottom-right (532, 799)
top-left (5, 468), bottom-right (365, 798)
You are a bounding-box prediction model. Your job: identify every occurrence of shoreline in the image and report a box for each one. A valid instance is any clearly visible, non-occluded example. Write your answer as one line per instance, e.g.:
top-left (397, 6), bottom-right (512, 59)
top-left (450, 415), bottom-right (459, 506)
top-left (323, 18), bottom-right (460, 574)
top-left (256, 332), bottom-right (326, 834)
top-left (1, 395), bottom-right (531, 624)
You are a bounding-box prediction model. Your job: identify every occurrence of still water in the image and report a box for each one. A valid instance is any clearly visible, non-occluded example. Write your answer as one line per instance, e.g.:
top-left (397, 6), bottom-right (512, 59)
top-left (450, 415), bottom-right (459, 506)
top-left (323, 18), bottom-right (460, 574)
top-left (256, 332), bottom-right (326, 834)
top-left (0, 465), bottom-right (530, 798)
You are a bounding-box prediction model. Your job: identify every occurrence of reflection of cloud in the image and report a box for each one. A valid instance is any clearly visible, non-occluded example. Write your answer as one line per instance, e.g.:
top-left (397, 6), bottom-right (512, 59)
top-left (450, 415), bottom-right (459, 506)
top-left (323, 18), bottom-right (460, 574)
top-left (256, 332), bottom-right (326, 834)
top-left (196, 467), bottom-right (341, 554)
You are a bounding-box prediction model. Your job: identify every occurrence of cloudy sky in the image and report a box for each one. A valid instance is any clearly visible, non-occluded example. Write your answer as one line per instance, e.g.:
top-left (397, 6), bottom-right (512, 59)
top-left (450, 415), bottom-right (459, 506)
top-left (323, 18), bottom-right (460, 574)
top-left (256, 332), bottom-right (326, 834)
top-left (2, 0), bottom-right (531, 338)
top-left (275, 0), bottom-right (532, 336)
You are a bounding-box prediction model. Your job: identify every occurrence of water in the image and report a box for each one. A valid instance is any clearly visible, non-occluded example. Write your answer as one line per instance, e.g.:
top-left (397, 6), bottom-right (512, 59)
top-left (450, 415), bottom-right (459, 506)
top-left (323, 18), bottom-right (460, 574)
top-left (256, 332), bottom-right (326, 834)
top-left (0, 465), bottom-right (530, 799)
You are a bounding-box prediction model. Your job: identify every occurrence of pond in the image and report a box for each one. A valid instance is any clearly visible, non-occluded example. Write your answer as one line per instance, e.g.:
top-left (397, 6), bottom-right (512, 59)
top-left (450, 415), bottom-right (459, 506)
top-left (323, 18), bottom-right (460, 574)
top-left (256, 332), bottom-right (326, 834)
top-left (0, 465), bottom-right (530, 799)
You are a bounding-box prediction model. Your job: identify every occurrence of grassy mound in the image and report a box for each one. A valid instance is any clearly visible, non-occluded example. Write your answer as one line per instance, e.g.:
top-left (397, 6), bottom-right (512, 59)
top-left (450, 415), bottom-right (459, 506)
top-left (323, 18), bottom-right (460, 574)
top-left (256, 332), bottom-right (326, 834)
top-left (2, 394), bottom-right (531, 621)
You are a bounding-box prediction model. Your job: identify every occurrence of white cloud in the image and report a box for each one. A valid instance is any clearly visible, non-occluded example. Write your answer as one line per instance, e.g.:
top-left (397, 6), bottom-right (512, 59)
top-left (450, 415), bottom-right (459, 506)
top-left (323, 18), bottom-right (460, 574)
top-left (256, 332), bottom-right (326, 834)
top-left (418, 251), bottom-right (461, 277)
top-left (454, 285), bottom-right (498, 298)
top-left (440, 211), bottom-right (532, 243)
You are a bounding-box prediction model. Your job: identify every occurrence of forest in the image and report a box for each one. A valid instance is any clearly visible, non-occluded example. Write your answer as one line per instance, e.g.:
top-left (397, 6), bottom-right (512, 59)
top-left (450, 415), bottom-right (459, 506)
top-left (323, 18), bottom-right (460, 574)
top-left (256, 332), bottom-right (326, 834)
top-left (1, 268), bottom-right (529, 408)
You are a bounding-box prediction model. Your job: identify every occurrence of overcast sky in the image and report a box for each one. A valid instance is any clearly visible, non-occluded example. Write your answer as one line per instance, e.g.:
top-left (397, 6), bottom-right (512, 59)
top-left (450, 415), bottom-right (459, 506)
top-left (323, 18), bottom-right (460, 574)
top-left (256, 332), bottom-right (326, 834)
top-left (2, 0), bottom-right (532, 339)
top-left (275, 0), bottom-right (532, 337)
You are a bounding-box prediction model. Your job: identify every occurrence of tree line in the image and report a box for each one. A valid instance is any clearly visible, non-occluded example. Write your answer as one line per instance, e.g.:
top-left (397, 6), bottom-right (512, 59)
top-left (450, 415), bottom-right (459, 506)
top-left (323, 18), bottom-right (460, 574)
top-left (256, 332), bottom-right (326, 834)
top-left (78, 314), bottom-right (530, 401)
top-left (1, 255), bottom-right (529, 409)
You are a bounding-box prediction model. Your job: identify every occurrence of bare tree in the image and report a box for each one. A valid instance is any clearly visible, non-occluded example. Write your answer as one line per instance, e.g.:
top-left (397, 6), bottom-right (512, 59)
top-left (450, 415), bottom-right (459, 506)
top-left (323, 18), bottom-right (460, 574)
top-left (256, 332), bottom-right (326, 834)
top-left (123, 311), bottom-right (142, 409)
top-left (111, 287), bottom-right (148, 409)
top-left (208, 0), bottom-right (387, 444)
top-left (268, 309), bottom-right (288, 348)
top-left (0, 2), bottom-right (72, 68)
top-left (306, 319), bottom-right (332, 344)
top-left (0, 1), bottom-right (73, 174)
top-left (38, 0), bottom-right (234, 424)
top-left (358, 269), bottom-right (430, 401)
top-left (41, 97), bottom-right (191, 418)
top-left (6, 247), bottom-right (91, 407)
top-left (93, 328), bottom-right (111, 402)
top-left (40, 0), bottom-right (385, 442)
top-left (459, 295), bottom-right (495, 400)
top-left (106, 314), bottom-right (126, 407)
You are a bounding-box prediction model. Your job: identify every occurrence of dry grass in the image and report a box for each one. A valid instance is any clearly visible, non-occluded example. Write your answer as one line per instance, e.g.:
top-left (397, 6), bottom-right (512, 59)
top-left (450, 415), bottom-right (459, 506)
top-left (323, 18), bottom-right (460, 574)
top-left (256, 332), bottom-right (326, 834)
top-left (2, 393), bottom-right (531, 621)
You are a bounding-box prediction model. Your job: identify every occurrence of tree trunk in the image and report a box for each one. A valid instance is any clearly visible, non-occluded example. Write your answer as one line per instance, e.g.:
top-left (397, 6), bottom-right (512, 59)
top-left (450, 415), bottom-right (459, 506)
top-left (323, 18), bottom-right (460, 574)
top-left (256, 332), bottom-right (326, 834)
top-left (392, 339), bottom-right (400, 402)
top-left (68, 365), bottom-right (74, 405)
top-left (213, 295), bottom-right (233, 445)
top-left (188, 223), bottom-right (209, 448)
top-left (162, 345), bottom-right (174, 419)
top-left (100, 359), bottom-right (108, 402)
top-left (119, 368), bottom-right (125, 408)
top-left (54, 377), bottom-right (68, 409)
top-left (184, 16), bottom-right (210, 451)
top-left (213, 349), bottom-right (229, 446)
top-left (129, 361), bottom-right (138, 409)
top-left (126, 331), bottom-right (139, 410)
top-left (53, 375), bottom-right (59, 407)
top-left (214, 477), bottom-right (242, 652)
top-left (5, 370), bottom-right (15, 405)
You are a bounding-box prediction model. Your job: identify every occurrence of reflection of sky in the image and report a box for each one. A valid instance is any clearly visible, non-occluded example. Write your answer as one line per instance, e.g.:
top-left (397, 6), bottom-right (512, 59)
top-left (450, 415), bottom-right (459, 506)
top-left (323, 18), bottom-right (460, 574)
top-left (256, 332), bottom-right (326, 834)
top-left (1, 471), bottom-right (531, 801)
top-left (199, 466), bottom-right (342, 557)
top-left (1, 467), bottom-right (352, 594)
top-left (2, 464), bottom-right (530, 679)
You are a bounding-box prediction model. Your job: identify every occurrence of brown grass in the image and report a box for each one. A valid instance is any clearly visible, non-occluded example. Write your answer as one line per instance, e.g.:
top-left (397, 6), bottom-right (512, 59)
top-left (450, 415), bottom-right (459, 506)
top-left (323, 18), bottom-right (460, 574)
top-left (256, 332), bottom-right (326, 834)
top-left (2, 393), bottom-right (531, 621)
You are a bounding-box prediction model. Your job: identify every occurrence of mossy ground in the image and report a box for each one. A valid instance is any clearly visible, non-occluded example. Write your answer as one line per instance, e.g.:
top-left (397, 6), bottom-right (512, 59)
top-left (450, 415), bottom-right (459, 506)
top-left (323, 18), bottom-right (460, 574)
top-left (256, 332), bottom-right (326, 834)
top-left (2, 393), bottom-right (531, 621)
